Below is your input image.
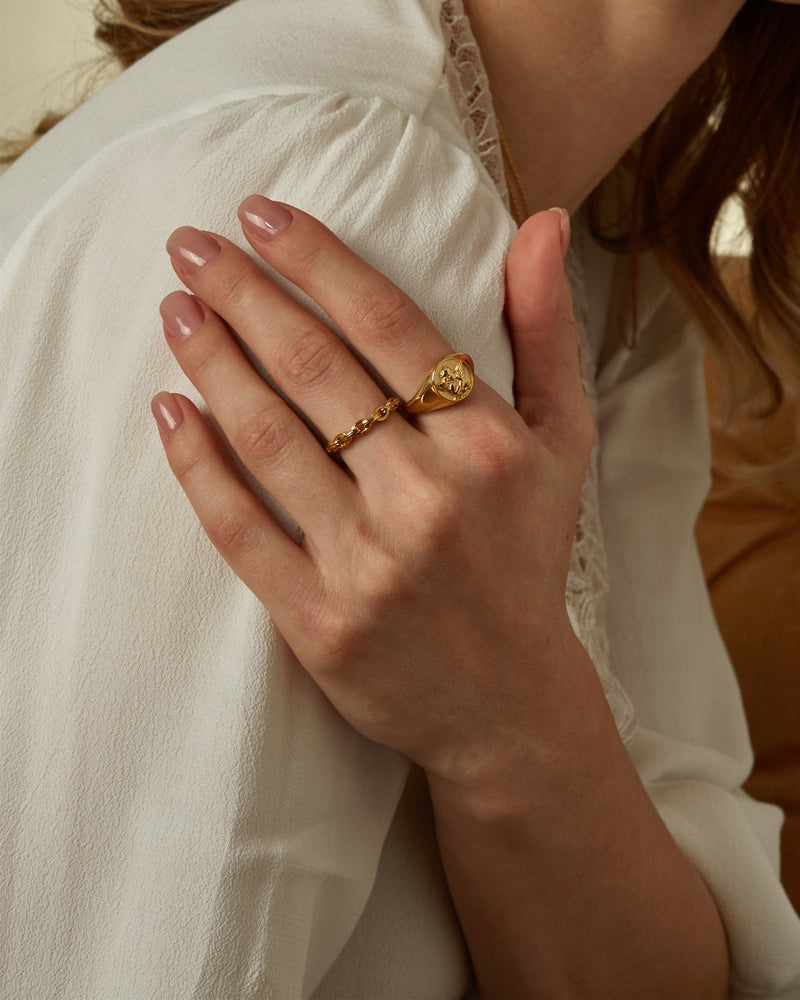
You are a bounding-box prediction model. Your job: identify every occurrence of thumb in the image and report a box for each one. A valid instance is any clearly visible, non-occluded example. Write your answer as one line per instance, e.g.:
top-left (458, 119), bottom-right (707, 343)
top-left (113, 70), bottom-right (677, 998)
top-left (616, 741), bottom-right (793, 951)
top-left (505, 209), bottom-right (586, 438)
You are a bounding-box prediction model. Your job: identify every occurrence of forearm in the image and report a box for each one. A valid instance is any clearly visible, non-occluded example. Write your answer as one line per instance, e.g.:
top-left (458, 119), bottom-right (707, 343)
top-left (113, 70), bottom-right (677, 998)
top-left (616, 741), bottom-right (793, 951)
top-left (426, 636), bottom-right (729, 999)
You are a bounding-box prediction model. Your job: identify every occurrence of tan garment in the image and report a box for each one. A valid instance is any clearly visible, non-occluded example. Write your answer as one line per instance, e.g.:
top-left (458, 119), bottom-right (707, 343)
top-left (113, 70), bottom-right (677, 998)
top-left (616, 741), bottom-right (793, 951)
top-left (697, 258), bottom-right (800, 914)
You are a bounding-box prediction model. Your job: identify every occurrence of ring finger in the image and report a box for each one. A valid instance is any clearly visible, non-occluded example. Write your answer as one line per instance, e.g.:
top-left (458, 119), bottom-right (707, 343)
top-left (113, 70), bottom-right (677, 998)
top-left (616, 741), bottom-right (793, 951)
top-left (159, 289), bottom-right (358, 540)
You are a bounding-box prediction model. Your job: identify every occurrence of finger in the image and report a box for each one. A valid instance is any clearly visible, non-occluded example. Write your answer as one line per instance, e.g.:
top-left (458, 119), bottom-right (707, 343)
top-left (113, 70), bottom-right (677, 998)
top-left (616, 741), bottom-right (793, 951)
top-left (235, 195), bottom-right (456, 400)
top-left (159, 289), bottom-right (358, 537)
top-left (165, 227), bottom-right (414, 472)
top-left (504, 209), bottom-right (590, 445)
top-left (150, 391), bottom-right (319, 632)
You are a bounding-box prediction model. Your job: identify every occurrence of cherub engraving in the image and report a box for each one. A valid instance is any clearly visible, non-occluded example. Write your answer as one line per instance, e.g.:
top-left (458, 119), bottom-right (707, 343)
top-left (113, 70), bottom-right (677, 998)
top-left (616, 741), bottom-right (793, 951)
top-left (435, 361), bottom-right (472, 400)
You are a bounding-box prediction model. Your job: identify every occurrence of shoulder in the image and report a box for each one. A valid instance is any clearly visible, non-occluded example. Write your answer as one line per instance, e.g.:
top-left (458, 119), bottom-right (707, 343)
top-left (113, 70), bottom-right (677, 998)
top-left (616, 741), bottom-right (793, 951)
top-left (1, 0), bottom-right (518, 402)
top-left (1, 0), bottom-right (448, 256)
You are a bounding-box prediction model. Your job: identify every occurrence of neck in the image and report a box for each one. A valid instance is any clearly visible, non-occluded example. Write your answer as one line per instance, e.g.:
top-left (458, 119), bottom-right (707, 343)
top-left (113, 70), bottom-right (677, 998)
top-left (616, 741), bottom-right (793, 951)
top-left (462, 0), bottom-right (744, 213)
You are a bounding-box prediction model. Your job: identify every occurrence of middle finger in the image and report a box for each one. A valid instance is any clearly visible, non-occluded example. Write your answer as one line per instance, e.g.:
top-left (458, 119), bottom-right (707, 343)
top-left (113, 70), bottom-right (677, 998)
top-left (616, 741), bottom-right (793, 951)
top-left (165, 227), bottom-right (415, 474)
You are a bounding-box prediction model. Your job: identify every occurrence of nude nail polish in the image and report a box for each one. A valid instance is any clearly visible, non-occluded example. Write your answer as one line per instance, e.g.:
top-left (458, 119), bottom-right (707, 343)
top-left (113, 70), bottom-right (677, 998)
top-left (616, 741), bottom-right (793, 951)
top-left (238, 195), bottom-right (293, 240)
top-left (160, 291), bottom-right (204, 339)
top-left (166, 227), bottom-right (221, 276)
top-left (151, 392), bottom-right (184, 438)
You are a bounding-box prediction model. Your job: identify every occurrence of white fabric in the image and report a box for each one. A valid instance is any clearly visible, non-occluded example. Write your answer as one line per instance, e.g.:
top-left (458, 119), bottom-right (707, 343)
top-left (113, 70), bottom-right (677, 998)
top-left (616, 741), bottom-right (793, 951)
top-left (0, 0), bottom-right (798, 997)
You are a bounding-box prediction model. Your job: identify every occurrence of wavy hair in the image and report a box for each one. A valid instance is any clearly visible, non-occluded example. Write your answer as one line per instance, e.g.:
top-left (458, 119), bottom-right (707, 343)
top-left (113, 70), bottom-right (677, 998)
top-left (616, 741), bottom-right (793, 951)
top-left (590, 0), bottom-right (800, 421)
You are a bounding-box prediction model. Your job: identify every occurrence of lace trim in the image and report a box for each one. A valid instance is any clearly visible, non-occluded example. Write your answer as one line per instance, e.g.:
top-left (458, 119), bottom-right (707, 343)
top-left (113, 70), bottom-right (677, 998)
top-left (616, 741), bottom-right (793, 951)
top-left (564, 225), bottom-right (636, 743)
top-left (440, 0), bottom-right (636, 742)
top-left (439, 0), bottom-right (508, 206)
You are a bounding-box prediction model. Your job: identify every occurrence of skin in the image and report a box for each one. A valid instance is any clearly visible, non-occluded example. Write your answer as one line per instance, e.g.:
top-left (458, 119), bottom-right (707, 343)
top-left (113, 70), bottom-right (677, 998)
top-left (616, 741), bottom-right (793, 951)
top-left (151, 1), bottom-right (798, 994)
top-left (464, 0), bottom-right (800, 213)
top-left (157, 206), bottom-right (591, 777)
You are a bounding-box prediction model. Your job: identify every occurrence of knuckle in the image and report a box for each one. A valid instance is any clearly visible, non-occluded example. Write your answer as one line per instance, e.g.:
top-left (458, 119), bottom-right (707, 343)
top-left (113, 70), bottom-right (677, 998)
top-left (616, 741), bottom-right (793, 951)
top-left (234, 407), bottom-right (292, 468)
top-left (188, 336), bottom-right (226, 380)
top-left (397, 474), bottom-right (461, 548)
top-left (277, 325), bottom-right (339, 392)
top-left (468, 413), bottom-right (529, 482)
top-left (170, 444), bottom-right (207, 486)
top-left (285, 240), bottom-right (326, 281)
top-left (417, 486), bottom-right (460, 544)
top-left (308, 605), bottom-right (361, 664)
top-left (211, 264), bottom-right (253, 311)
top-left (367, 550), bottom-right (414, 606)
top-left (205, 506), bottom-right (258, 559)
top-left (310, 551), bottom-right (408, 664)
top-left (352, 283), bottom-right (416, 343)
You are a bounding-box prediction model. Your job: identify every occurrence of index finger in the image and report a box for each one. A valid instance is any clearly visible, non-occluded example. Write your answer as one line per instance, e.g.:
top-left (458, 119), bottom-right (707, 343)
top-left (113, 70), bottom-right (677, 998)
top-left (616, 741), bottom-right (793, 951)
top-left (236, 195), bottom-right (455, 400)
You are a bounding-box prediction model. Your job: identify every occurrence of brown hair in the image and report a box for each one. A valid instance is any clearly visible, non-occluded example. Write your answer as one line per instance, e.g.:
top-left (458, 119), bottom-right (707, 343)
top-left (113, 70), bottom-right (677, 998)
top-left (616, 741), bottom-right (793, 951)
top-left (4, 0), bottom-right (800, 424)
top-left (92, 0), bottom-right (232, 67)
top-left (591, 0), bottom-right (800, 418)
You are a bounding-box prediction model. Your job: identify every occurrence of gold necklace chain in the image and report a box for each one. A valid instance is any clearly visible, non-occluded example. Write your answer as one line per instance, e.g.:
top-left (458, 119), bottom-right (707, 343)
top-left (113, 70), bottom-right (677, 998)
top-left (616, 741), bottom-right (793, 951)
top-left (496, 119), bottom-right (531, 227)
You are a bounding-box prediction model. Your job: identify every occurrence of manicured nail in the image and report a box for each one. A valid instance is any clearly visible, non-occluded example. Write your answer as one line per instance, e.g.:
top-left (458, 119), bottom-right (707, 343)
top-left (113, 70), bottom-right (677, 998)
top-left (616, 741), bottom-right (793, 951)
top-left (166, 227), bottom-right (221, 276)
top-left (547, 207), bottom-right (571, 262)
top-left (238, 195), bottom-right (293, 240)
top-left (151, 392), bottom-right (184, 438)
top-left (160, 290), bottom-right (204, 339)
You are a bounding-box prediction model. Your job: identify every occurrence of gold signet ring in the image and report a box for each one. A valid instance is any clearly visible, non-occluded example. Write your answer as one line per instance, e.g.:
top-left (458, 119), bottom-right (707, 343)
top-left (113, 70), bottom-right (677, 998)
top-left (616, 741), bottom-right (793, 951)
top-left (404, 354), bottom-right (475, 415)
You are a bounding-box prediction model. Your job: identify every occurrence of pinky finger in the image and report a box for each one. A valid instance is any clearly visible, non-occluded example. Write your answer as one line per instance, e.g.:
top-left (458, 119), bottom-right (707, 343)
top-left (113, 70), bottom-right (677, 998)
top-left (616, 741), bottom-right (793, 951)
top-left (150, 391), bottom-right (317, 626)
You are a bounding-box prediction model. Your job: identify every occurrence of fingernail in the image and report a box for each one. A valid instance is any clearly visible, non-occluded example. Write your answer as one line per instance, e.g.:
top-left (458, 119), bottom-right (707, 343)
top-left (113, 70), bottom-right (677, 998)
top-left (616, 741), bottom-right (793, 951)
top-left (547, 207), bottom-right (571, 262)
top-left (238, 194), bottom-right (293, 241)
top-left (160, 290), bottom-right (204, 340)
top-left (151, 392), bottom-right (184, 438)
top-left (166, 227), bottom-right (221, 276)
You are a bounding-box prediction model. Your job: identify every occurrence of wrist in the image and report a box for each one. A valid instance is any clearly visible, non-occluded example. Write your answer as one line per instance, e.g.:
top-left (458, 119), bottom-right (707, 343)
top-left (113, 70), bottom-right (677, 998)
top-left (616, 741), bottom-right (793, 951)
top-left (424, 628), bottom-right (621, 824)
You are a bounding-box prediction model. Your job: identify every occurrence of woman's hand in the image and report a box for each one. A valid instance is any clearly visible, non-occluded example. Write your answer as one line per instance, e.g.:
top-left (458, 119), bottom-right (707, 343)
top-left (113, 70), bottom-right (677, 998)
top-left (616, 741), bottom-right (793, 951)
top-left (152, 199), bottom-right (731, 997)
top-left (152, 197), bottom-right (592, 791)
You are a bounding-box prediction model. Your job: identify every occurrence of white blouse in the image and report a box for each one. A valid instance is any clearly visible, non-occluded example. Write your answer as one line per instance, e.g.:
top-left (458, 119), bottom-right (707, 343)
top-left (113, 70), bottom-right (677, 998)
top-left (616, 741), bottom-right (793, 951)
top-left (1, 1), bottom-right (798, 996)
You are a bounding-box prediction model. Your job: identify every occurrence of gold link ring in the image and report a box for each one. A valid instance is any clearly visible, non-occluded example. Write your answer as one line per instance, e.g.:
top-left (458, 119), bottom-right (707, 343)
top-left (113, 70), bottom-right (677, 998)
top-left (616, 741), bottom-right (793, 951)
top-left (325, 397), bottom-right (402, 454)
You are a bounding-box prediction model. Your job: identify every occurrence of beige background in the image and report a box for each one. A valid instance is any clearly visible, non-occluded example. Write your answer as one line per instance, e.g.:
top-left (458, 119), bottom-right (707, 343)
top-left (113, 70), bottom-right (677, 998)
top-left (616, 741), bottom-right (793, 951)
top-left (0, 0), bottom-right (103, 135)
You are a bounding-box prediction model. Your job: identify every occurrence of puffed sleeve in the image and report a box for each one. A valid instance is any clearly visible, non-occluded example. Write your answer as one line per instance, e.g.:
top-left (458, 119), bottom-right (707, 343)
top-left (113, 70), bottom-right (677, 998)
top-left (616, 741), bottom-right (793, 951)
top-left (593, 248), bottom-right (800, 998)
top-left (0, 6), bottom-right (518, 998)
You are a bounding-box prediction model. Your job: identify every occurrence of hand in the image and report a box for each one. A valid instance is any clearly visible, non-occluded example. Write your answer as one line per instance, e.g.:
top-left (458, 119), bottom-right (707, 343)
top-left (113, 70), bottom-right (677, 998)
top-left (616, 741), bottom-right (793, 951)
top-left (152, 198), bottom-right (593, 788)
